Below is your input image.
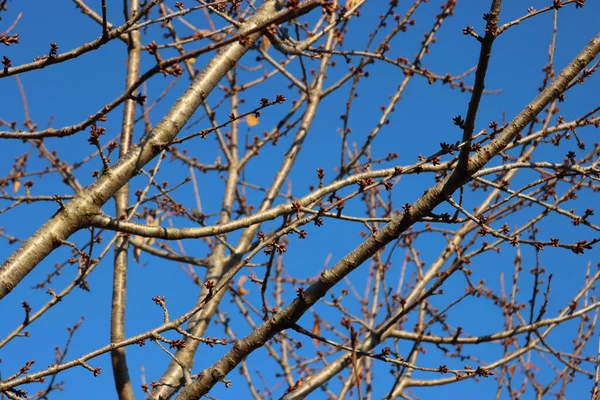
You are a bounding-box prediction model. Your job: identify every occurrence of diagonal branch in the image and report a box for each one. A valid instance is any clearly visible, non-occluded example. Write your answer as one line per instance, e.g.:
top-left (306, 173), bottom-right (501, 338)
top-left (0, 0), bottom-right (323, 301)
top-left (455, 0), bottom-right (502, 172)
top-left (175, 32), bottom-right (600, 400)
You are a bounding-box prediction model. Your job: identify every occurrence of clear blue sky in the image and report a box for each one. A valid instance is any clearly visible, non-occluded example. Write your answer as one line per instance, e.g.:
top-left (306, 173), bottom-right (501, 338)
top-left (1, 1), bottom-right (599, 399)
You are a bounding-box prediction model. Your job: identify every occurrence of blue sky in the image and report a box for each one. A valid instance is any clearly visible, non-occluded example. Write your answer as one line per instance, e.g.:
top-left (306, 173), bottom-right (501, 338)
top-left (1, 1), bottom-right (600, 399)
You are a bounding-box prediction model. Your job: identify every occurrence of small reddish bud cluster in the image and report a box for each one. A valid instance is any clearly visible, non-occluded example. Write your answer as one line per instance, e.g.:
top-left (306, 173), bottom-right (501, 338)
top-left (169, 339), bottom-right (186, 350)
top-left (22, 300), bottom-right (32, 314)
top-left (1, 55), bottom-right (10, 73)
top-left (316, 168), bottom-right (325, 180)
top-left (87, 123), bottom-right (106, 146)
top-left (133, 93), bottom-right (146, 106)
top-left (291, 201), bottom-right (302, 218)
top-left (49, 43), bottom-right (59, 58)
top-left (572, 240), bottom-right (591, 254)
top-left (357, 177), bottom-right (374, 190)
top-left (204, 280), bottom-right (215, 292)
top-left (19, 360), bottom-right (35, 376)
top-left (314, 213), bottom-right (323, 226)
top-left (152, 294), bottom-right (166, 305)
top-left (264, 242), bottom-right (286, 255)
top-left (147, 41), bottom-right (182, 76)
top-left (439, 141), bottom-right (459, 155)
top-left (452, 115), bottom-right (465, 128)
top-left (0, 33), bottom-right (19, 46)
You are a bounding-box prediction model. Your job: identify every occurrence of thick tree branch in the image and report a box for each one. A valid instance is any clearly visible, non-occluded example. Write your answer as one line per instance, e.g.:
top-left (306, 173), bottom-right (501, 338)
top-left (0, 0), bottom-right (322, 300)
top-left (176, 32), bottom-right (600, 400)
top-left (109, 0), bottom-right (141, 398)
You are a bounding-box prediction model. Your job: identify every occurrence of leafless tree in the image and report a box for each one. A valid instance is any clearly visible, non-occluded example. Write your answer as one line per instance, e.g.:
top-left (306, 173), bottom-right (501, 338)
top-left (1, 0), bottom-right (599, 399)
